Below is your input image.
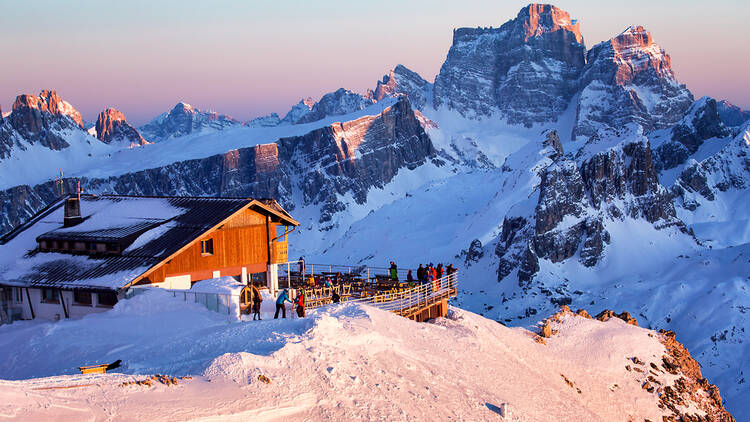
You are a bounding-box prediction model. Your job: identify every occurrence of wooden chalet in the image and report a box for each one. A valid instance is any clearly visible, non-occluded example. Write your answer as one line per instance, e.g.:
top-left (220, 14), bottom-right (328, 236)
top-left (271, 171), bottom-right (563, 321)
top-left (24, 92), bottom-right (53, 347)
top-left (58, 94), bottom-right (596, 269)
top-left (0, 194), bottom-right (298, 322)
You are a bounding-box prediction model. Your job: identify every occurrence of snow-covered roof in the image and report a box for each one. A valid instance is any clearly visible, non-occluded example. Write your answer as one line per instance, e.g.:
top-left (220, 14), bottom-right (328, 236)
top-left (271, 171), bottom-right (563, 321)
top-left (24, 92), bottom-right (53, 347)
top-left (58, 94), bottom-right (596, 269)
top-left (0, 195), bottom-right (266, 291)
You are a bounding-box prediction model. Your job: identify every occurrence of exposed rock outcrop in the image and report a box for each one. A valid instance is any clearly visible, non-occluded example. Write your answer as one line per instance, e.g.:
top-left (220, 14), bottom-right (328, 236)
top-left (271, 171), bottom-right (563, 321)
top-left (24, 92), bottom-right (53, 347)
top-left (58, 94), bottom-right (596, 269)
top-left (657, 330), bottom-right (735, 421)
top-left (538, 307), bottom-right (734, 420)
top-left (371, 65), bottom-right (431, 111)
top-left (0, 90), bottom-right (86, 159)
top-left (672, 122), bottom-right (750, 212)
top-left (295, 89), bottom-right (376, 125)
top-left (653, 97), bottom-right (730, 171)
top-left (574, 26), bottom-right (693, 139)
top-left (496, 130), bottom-right (684, 283)
top-left (279, 98), bottom-right (315, 125)
top-left (95, 108), bottom-right (148, 147)
top-left (246, 113), bottom-right (282, 128)
top-left (138, 102), bottom-right (240, 142)
top-left (433, 4), bottom-right (585, 125)
top-left (717, 100), bottom-right (750, 127)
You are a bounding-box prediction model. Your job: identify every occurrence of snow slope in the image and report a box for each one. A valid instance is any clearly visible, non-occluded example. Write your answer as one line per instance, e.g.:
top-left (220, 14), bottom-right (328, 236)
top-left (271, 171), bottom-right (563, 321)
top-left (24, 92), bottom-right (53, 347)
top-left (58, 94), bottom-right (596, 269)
top-left (0, 290), bottom-right (713, 421)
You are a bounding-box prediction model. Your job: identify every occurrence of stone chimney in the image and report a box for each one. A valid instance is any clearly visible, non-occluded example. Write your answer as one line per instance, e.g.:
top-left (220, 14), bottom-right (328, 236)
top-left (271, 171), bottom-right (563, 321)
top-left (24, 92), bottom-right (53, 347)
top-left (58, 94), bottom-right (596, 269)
top-left (63, 197), bottom-right (83, 227)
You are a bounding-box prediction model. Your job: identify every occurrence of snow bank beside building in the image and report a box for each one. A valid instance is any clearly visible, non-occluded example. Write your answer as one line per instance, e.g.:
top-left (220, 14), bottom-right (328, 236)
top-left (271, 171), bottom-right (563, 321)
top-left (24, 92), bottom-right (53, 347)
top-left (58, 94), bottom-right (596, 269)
top-left (0, 291), bottom-right (733, 421)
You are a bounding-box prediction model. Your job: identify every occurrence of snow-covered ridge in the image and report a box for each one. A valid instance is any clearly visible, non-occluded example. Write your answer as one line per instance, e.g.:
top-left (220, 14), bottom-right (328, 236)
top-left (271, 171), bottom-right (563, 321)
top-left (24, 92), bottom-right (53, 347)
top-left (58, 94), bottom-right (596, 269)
top-left (0, 290), bottom-right (732, 420)
top-left (0, 98), bottom-right (399, 191)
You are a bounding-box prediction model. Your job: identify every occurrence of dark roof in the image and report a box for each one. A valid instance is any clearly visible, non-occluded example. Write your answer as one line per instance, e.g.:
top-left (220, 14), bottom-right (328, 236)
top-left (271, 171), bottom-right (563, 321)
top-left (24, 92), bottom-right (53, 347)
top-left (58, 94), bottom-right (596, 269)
top-left (0, 194), bottom-right (295, 291)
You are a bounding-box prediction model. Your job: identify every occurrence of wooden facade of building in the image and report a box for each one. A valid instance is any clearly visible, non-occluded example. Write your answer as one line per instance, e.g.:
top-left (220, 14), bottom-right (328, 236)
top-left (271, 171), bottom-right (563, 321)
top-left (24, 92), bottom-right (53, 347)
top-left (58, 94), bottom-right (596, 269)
top-left (0, 195), bottom-right (298, 322)
top-left (133, 207), bottom-right (293, 288)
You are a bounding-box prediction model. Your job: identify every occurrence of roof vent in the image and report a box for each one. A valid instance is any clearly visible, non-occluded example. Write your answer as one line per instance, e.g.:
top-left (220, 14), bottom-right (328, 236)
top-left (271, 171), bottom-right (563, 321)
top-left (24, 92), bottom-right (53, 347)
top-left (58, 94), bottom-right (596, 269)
top-left (63, 197), bottom-right (83, 227)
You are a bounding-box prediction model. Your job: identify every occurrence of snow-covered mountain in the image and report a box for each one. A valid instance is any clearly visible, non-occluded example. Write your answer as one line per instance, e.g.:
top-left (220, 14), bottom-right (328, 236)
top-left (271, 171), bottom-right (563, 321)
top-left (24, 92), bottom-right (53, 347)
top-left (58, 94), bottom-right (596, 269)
top-left (574, 25), bottom-right (693, 139)
top-left (433, 4), bottom-right (586, 124)
top-left (1, 3), bottom-right (749, 418)
top-left (138, 102), bottom-right (241, 142)
top-left (0, 89), bottom-right (86, 159)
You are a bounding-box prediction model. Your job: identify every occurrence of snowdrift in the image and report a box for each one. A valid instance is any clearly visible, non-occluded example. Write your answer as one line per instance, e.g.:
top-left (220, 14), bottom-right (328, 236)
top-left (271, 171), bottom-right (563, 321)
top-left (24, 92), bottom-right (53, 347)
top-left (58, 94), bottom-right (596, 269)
top-left (0, 291), bottom-right (733, 421)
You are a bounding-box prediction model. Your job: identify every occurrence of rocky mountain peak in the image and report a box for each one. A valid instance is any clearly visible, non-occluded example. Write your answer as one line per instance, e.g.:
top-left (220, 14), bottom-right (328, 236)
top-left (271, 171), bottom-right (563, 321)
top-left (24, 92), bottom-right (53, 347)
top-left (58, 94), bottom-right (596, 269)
top-left (294, 89), bottom-right (375, 125)
top-left (604, 26), bottom-right (676, 86)
top-left (717, 100), bottom-right (750, 127)
top-left (139, 102), bottom-right (240, 142)
top-left (372, 64), bottom-right (431, 110)
top-left (517, 3), bottom-right (582, 43)
top-left (170, 102), bottom-right (194, 115)
top-left (95, 107), bottom-right (148, 147)
top-left (433, 4), bottom-right (585, 124)
top-left (574, 26), bottom-right (693, 139)
top-left (11, 89), bottom-right (84, 130)
top-left (279, 98), bottom-right (316, 125)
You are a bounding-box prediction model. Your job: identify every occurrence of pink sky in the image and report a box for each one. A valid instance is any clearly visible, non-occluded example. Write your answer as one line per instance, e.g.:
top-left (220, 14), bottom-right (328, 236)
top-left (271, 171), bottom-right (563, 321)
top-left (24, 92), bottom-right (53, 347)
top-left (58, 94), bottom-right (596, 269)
top-left (2, 1), bottom-right (748, 125)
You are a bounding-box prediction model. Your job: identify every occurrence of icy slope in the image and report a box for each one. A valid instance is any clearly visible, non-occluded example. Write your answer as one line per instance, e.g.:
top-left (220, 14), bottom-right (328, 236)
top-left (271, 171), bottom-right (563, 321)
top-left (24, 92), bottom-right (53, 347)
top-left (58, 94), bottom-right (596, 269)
top-left (0, 291), bottom-right (731, 421)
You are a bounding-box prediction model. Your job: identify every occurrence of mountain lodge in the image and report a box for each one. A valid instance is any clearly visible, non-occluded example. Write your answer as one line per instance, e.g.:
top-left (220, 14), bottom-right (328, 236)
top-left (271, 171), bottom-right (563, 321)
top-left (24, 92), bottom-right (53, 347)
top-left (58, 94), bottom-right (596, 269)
top-left (0, 194), bottom-right (298, 322)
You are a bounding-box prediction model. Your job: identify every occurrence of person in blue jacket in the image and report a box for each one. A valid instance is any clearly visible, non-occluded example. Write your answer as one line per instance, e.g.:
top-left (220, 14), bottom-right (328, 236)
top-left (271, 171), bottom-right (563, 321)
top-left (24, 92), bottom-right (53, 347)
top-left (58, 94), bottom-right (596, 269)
top-left (274, 289), bottom-right (292, 319)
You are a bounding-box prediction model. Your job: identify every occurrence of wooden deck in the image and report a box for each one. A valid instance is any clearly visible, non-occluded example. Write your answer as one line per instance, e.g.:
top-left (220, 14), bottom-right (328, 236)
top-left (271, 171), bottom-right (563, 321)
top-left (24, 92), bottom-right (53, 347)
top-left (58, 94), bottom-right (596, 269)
top-left (304, 274), bottom-right (458, 323)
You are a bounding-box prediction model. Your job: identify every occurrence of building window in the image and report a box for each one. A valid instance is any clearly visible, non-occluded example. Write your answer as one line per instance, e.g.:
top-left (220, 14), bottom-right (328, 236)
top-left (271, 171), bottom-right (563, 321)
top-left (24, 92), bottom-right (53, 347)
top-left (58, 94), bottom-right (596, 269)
top-left (97, 292), bottom-right (117, 307)
top-left (73, 290), bottom-right (92, 306)
top-left (74, 242), bottom-right (86, 251)
top-left (41, 288), bottom-right (60, 303)
top-left (40, 240), bottom-right (48, 250)
top-left (201, 239), bottom-right (214, 256)
top-left (107, 243), bottom-right (119, 253)
top-left (95, 243), bottom-right (107, 253)
top-left (14, 287), bottom-right (23, 303)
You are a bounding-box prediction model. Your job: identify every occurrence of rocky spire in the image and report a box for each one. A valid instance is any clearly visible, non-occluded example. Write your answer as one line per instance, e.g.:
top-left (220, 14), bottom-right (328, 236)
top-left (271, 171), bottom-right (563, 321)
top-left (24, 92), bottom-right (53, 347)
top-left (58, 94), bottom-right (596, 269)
top-left (95, 108), bottom-right (148, 147)
top-left (10, 89), bottom-right (84, 132)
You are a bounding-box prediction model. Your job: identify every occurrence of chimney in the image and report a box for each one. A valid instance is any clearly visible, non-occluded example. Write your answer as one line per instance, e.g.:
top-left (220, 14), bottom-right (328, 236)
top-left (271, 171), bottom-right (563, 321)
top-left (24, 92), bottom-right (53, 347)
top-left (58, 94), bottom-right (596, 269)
top-left (63, 197), bottom-right (83, 227)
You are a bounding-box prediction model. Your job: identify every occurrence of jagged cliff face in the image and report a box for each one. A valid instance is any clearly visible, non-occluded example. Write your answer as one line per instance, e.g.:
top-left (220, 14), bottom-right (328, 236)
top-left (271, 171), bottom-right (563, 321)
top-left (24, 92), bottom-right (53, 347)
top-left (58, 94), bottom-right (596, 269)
top-left (433, 4), bottom-right (585, 125)
top-left (372, 65), bottom-right (432, 111)
top-left (717, 100), bottom-right (750, 127)
top-left (138, 102), bottom-right (240, 142)
top-left (0, 97), bottom-right (435, 233)
top-left (653, 97), bottom-right (730, 171)
top-left (672, 123), bottom-right (750, 215)
top-left (495, 129), bottom-right (684, 284)
top-left (0, 90), bottom-right (86, 159)
top-left (95, 108), bottom-right (148, 147)
top-left (574, 26), bottom-right (693, 139)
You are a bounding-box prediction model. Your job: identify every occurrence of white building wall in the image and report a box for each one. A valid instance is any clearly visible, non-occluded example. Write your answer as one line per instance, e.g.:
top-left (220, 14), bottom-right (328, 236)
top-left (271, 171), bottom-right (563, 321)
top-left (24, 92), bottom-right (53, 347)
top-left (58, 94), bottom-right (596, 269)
top-left (9, 288), bottom-right (114, 322)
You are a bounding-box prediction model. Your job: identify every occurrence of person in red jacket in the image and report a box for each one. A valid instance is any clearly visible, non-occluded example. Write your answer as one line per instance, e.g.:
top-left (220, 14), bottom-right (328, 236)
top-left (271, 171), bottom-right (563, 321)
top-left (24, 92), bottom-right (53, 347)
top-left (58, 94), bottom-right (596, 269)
top-left (295, 290), bottom-right (306, 318)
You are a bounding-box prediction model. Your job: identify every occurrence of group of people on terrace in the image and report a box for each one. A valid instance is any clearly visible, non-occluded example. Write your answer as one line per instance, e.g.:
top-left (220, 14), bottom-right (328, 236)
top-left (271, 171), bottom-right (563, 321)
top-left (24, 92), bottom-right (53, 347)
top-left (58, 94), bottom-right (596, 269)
top-left (246, 258), bottom-right (457, 321)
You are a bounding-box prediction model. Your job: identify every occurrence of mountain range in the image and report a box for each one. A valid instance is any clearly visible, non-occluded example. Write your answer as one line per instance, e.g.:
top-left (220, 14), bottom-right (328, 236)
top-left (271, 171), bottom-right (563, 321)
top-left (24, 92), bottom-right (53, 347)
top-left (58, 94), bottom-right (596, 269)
top-left (0, 3), bottom-right (748, 419)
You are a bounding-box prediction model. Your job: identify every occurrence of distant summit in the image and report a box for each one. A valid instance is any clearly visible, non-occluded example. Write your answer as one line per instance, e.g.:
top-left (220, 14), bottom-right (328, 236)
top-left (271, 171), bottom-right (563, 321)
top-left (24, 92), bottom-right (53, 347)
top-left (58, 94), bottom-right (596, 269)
top-left (139, 102), bottom-right (240, 142)
top-left (95, 108), bottom-right (148, 147)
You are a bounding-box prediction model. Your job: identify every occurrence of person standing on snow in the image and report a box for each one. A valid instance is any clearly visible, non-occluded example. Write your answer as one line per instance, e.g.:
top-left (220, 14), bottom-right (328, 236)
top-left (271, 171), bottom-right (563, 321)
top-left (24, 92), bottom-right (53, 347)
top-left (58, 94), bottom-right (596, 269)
top-left (294, 289), bottom-right (306, 318)
top-left (251, 282), bottom-right (263, 321)
top-left (274, 289), bottom-right (292, 319)
top-left (417, 264), bottom-right (425, 282)
top-left (389, 261), bottom-right (398, 281)
top-left (407, 269), bottom-right (415, 286)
